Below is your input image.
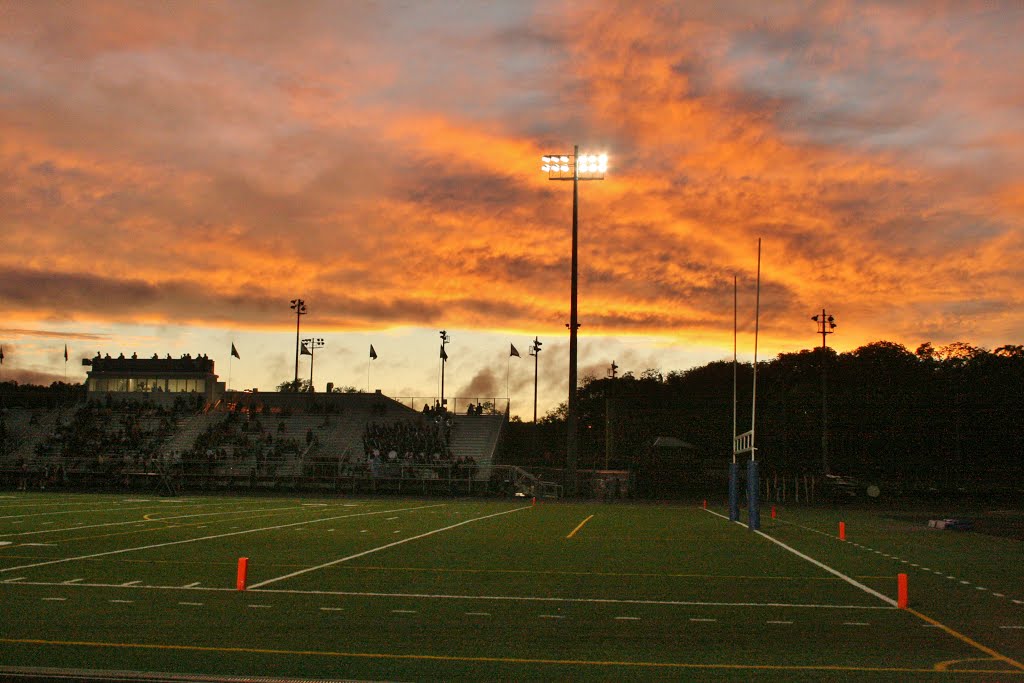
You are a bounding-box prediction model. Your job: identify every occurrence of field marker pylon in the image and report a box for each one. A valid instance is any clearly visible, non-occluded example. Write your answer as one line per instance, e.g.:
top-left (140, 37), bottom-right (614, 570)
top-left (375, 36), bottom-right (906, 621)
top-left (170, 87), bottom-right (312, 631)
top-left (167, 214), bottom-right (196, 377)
top-left (898, 573), bottom-right (908, 609)
top-left (839, 521), bottom-right (846, 541)
top-left (236, 557), bottom-right (249, 591)
top-left (771, 505), bottom-right (776, 519)
top-left (703, 499), bottom-right (707, 509)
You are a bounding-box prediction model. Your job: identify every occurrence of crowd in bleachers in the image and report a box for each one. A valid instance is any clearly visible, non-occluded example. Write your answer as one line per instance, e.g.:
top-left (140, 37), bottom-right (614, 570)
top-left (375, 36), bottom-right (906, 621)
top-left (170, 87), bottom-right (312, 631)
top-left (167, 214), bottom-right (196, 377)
top-left (15, 397), bottom-right (200, 487)
top-left (361, 417), bottom-right (477, 479)
top-left (4, 393), bottom-right (493, 490)
top-left (182, 411), bottom-right (305, 476)
top-left (364, 418), bottom-right (450, 461)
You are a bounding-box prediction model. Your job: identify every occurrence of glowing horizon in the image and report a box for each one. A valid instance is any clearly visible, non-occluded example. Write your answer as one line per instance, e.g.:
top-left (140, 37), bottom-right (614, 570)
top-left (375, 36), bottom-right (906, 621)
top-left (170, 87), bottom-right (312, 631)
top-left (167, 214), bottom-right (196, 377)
top-left (2, 1), bottom-right (1023, 418)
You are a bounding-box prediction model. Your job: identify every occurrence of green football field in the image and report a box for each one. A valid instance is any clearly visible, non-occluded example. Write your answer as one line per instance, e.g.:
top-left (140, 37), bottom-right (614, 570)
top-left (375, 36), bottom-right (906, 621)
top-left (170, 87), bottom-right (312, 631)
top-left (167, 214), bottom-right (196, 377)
top-left (0, 492), bottom-right (1022, 681)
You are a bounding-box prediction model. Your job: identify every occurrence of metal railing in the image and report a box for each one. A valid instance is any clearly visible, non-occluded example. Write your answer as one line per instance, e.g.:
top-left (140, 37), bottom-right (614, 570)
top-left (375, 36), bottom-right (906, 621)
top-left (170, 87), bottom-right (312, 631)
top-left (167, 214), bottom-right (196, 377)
top-left (390, 397), bottom-right (510, 416)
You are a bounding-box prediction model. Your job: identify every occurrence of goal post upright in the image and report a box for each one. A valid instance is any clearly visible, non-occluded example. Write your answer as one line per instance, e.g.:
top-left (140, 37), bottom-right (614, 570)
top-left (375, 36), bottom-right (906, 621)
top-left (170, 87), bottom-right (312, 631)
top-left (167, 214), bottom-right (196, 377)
top-left (749, 238), bottom-right (762, 531)
top-left (730, 239), bottom-right (762, 530)
top-left (729, 274), bottom-right (740, 522)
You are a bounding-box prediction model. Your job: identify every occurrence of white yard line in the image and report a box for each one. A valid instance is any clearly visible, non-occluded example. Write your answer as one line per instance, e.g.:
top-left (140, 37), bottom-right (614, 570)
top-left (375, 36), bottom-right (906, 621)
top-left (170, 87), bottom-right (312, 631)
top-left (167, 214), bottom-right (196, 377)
top-left (703, 508), bottom-right (898, 608)
top-left (247, 505), bottom-right (531, 589)
top-left (0, 503), bottom-right (446, 574)
top-left (0, 504), bottom-right (305, 538)
top-left (0, 503), bottom-right (187, 521)
top-left (250, 588), bottom-right (892, 610)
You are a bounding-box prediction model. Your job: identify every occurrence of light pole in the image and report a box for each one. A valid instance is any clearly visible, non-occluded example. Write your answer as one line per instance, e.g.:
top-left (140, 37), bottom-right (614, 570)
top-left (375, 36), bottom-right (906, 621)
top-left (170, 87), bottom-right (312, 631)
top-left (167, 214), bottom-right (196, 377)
top-left (605, 360), bottom-right (618, 469)
top-left (529, 337), bottom-right (543, 425)
top-left (439, 330), bottom-right (450, 411)
top-left (302, 337), bottom-right (325, 391)
top-left (290, 299), bottom-right (307, 388)
top-left (811, 309), bottom-right (836, 475)
top-left (541, 147), bottom-right (607, 496)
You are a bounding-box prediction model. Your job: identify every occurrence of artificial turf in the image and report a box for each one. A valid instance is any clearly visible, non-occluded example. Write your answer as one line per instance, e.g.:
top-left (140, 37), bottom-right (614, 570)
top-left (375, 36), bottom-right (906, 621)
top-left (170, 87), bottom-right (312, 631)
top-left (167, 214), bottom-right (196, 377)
top-left (0, 492), bottom-right (1021, 681)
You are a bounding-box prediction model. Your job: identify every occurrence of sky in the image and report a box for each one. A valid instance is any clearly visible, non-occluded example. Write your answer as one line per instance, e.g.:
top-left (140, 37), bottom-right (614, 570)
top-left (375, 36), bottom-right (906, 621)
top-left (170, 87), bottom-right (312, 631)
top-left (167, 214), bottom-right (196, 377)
top-left (1, 1), bottom-right (1023, 419)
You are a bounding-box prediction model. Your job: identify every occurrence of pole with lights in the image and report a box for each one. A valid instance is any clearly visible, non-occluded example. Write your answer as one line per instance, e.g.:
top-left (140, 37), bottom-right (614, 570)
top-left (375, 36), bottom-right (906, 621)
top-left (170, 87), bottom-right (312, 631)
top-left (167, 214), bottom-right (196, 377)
top-left (439, 330), bottom-right (450, 411)
top-left (541, 147), bottom-right (607, 496)
top-left (811, 309), bottom-right (836, 475)
top-left (529, 336), bottom-right (543, 460)
top-left (290, 299), bottom-right (307, 388)
top-left (302, 337), bottom-right (325, 391)
top-left (529, 337), bottom-right (543, 425)
top-left (605, 360), bottom-right (618, 469)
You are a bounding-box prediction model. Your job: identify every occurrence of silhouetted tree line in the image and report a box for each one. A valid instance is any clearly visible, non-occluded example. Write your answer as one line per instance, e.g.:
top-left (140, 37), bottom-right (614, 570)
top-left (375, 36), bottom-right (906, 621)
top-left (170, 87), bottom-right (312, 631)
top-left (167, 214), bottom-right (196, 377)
top-left (0, 381), bottom-right (85, 408)
top-left (503, 341), bottom-right (1024, 494)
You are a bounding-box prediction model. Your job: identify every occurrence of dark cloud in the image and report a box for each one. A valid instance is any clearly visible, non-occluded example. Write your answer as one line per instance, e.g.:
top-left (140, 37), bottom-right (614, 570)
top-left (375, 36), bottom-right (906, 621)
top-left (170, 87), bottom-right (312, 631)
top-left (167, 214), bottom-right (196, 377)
top-left (0, 328), bottom-right (108, 341)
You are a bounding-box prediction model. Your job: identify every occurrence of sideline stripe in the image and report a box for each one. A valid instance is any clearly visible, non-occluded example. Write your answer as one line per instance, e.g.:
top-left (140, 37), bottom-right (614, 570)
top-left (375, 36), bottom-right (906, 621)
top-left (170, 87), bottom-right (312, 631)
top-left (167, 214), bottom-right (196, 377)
top-left (247, 505), bottom-right (531, 589)
top-left (0, 503), bottom-right (446, 574)
top-left (908, 608), bottom-right (1024, 672)
top-left (566, 515), bottom-right (594, 539)
top-left (710, 507), bottom-right (1024, 672)
top-left (0, 638), bottom-right (1020, 676)
top-left (702, 508), bottom-right (896, 607)
top-left (0, 579), bottom-right (895, 609)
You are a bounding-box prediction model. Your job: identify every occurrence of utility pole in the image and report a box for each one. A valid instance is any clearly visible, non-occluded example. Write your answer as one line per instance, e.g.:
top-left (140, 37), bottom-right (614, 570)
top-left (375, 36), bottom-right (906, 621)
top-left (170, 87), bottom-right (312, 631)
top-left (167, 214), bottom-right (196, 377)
top-left (811, 309), bottom-right (836, 475)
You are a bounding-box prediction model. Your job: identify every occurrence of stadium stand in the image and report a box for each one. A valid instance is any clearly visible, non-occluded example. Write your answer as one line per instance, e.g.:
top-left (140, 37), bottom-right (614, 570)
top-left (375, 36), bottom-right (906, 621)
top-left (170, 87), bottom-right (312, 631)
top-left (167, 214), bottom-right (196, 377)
top-left (0, 387), bottom-right (537, 496)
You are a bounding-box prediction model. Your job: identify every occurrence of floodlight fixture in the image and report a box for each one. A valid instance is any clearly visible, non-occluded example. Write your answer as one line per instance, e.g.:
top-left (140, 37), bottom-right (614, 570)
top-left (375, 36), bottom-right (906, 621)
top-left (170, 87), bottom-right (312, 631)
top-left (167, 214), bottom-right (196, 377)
top-left (541, 149), bottom-right (608, 181)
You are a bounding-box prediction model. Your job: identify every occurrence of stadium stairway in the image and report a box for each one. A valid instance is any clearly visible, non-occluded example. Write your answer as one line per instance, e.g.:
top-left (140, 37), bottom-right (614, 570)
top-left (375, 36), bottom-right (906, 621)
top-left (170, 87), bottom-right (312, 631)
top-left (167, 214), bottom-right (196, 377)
top-left (157, 412), bottom-right (223, 462)
top-left (448, 414), bottom-right (504, 479)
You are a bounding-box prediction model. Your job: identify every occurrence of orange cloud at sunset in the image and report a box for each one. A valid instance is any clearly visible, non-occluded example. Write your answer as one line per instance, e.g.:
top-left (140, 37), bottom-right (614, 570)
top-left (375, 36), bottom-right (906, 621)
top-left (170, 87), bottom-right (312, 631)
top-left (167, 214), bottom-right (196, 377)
top-left (2, 1), bottom-right (1023, 410)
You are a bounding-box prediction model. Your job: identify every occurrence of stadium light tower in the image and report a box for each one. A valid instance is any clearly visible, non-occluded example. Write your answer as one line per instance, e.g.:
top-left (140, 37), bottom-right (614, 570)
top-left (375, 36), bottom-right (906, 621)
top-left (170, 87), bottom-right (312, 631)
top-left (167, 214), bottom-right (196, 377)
top-left (290, 299), bottom-right (307, 387)
top-left (541, 146), bottom-right (607, 496)
top-left (302, 337), bottom-right (325, 391)
top-left (439, 330), bottom-right (451, 411)
top-left (529, 337), bottom-right (543, 425)
top-left (812, 309), bottom-right (837, 475)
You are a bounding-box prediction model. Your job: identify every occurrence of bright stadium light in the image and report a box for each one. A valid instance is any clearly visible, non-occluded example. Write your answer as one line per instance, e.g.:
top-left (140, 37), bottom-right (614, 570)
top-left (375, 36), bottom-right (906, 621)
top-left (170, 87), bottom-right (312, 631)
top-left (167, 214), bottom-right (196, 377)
top-left (539, 144), bottom-right (608, 497)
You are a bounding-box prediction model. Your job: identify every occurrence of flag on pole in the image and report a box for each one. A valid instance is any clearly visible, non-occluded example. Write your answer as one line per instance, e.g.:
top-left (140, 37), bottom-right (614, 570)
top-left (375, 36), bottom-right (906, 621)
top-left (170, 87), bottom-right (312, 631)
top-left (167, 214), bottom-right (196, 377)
top-left (231, 343), bottom-right (240, 359)
top-left (369, 344), bottom-right (377, 360)
top-left (510, 344), bottom-right (520, 358)
top-left (440, 345), bottom-right (448, 361)
top-left (64, 344), bottom-right (68, 362)
top-left (300, 342), bottom-right (312, 356)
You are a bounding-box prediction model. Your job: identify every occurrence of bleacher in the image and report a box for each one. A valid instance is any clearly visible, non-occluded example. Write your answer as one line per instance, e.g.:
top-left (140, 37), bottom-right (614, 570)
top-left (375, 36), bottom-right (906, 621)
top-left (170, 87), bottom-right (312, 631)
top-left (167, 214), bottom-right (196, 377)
top-left (0, 407), bottom-right (69, 466)
top-left (448, 414), bottom-right (504, 480)
top-left (2, 391), bottom-right (516, 495)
